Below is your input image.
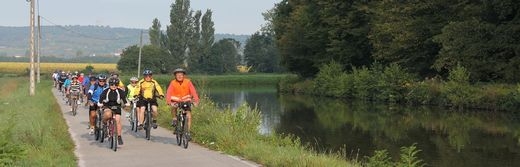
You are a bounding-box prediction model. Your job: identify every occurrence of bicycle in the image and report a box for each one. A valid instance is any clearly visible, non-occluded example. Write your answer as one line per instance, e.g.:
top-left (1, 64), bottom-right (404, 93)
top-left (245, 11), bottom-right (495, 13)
top-left (143, 99), bottom-right (153, 140)
top-left (94, 107), bottom-right (106, 143)
top-left (106, 106), bottom-right (119, 152)
top-left (174, 102), bottom-right (191, 149)
top-left (129, 98), bottom-right (139, 132)
top-left (70, 91), bottom-right (80, 116)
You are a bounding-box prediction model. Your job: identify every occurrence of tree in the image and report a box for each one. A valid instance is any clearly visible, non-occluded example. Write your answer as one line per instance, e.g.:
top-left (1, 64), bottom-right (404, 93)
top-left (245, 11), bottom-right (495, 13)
top-left (149, 18), bottom-right (163, 47)
top-left (244, 32), bottom-right (280, 73)
top-left (433, 0), bottom-right (520, 82)
top-left (199, 9), bottom-right (215, 73)
top-left (117, 45), bottom-right (169, 74)
top-left (206, 38), bottom-right (240, 74)
top-left (272, 0), bottom-right (372, 77)
top-left (166, 0), bottom-right (194, 67)
top-left (188, 10), bottom-right (202, 72)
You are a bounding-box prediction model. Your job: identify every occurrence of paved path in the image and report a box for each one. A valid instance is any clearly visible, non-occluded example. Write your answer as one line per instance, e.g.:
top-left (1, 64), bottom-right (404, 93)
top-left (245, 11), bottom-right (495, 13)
top-left (52, 89), bottom-right (259, 167)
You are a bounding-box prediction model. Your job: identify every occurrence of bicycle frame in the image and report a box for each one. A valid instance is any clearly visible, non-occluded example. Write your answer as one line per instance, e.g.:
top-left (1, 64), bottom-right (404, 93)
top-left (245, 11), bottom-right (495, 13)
top-left (106, 106), bottom-right (119, 152)
top-left (175, 102), bottom-right (191, 149)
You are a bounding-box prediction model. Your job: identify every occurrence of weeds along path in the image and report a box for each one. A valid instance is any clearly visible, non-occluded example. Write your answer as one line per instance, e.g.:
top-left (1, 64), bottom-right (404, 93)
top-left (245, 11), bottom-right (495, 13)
top-left (0, 78), bottom-right (18, 99)
top-left (51, 87), bottom-right (259, 167)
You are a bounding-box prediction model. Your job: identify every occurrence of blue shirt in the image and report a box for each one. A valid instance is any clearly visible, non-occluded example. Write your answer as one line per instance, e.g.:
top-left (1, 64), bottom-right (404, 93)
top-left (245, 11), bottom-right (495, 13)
top-left (82, 77), bottom-right (90, 87)
top-left (88, 83), bottom-right (108, 103)
top-left (63, 79), bottom-right (72, 87)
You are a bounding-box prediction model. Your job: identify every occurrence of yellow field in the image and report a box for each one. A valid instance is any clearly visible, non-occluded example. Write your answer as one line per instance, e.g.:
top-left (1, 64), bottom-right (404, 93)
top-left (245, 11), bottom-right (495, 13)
top-left (0, 62), bottom-right (117, 74)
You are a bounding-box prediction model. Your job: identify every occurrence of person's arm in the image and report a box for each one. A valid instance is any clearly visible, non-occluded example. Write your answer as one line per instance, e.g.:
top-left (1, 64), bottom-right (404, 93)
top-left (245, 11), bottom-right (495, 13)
top-left (154, 80), bottom-right (165, 97)
top-left (100, 89), bottom-right (109, 104)
top-left (120, 88), bottom-right (128, 104)
top-left (188, 82), bottom-right (200, 105)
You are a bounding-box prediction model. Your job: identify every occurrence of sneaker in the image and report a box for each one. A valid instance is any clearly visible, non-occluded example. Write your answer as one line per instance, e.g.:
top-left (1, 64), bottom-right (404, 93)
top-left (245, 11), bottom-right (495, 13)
top-left (77, 100), bottom-right (81, 105)
top-left (171, 119), bottom-right (177, 127)
top-left (118, 136), bottom-right (123, 145)
top-left (125, 112), bottom-right (130, 119)
top-left (152, 120), bottom-right (158, 129)
top-left (137, 124), bottom-right (143, 130)
top-left (89, 128), bottom-right (94, 135)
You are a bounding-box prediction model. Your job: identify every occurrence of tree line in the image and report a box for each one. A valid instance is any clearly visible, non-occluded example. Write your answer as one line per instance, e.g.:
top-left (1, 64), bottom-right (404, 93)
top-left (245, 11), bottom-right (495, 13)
top-left (117, 0), bottom-right (282, 74)
top-left (272, 0), bottom-right (520, 83)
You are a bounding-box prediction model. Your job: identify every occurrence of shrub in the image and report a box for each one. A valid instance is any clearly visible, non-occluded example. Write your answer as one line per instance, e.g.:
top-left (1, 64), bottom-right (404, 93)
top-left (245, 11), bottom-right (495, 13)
top-left (314, 61), bottom-right (348, 97)
top-left (376, 64), bottom-right (415, 103)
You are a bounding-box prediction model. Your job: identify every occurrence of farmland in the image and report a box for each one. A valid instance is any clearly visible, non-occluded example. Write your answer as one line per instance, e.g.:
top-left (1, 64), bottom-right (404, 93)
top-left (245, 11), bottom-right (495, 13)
top-left (0, 62), bottom-right (117, 75)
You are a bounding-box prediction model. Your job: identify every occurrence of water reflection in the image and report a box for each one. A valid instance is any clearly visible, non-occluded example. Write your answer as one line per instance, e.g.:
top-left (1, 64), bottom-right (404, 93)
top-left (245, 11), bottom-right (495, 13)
top-left (206, 86), bottom-right (520, 167)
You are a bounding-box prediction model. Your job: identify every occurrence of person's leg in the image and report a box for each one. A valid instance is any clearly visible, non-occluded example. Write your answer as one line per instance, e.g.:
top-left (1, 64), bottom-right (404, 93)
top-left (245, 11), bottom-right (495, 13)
top-left (170, 104), bottom-right (179, 126)
top-left (151, 105), bottom-right (158, 129)
top-left (103, 108), bottom-right (112, 123)
top-left (186, 111), bottom-right (192, 131)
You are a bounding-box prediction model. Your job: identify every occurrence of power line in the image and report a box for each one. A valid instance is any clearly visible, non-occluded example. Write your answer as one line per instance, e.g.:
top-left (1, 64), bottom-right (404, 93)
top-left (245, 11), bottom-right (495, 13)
top-left (39, 16), bottom-right (130, 41)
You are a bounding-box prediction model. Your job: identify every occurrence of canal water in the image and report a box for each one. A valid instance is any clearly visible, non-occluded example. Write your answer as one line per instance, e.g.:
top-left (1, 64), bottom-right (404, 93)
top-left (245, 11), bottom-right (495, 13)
top-left (204, 85), bottom-right (520, 167)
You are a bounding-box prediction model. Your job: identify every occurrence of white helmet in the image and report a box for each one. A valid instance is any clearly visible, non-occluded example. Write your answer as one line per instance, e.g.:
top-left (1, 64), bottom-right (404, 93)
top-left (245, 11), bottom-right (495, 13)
top-left (130, 77), bottom-right (138, 82)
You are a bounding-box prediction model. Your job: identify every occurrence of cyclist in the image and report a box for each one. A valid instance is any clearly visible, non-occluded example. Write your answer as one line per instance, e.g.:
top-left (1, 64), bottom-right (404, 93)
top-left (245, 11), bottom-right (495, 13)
top-left (135, 69), bottom-right (164, 130)
top-left (58, 71), bottom-right (68, 92)
top-left (125, 77), bottom-right (139, 118)
top-left (52, 70), bottom-right (59, 87)
top-left (98, 78), bottom-right (129, 145)
top-left (87, 74), bottom-right (109, 135)
top-left (83, 75), bottom-right (96, 106)
top-left (111, 73), bottom-right (126, 92)
top-left (63, 75), bottom-right (73, 103)
top-left (166, 68), bottom-right (199, 136)
top-left (67, 75), bottom-right (83, 112)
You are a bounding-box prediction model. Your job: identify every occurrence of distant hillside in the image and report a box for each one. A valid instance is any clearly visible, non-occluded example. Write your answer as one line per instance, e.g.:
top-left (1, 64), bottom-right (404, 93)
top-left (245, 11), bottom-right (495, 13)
top-left (0, 26), bottom-right (249, 58)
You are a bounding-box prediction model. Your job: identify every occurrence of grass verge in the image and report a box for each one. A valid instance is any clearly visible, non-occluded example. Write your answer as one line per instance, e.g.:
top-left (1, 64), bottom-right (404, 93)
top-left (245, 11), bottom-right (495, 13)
top-left (0, 78), bottom-right (76, 166)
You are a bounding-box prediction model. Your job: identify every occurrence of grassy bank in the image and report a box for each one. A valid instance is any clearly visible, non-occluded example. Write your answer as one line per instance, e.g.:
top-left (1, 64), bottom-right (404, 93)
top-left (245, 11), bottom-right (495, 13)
top-left (279, 62), bottom-right (520, 111)
top-left (0, 78), bottom-right (76, 166)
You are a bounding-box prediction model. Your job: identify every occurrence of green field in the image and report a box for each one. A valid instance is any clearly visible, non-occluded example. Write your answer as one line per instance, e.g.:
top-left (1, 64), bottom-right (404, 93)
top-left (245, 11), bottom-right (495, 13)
top-left (0, 78), bottom-right (76, 166)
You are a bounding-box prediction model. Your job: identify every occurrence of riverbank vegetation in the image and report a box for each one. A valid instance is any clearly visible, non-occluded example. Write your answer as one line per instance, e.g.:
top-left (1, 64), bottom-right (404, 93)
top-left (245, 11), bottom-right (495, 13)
top-left (280, 62), bottom-right (520, 111)
top-left (0, 78), bottom-right (76, 166)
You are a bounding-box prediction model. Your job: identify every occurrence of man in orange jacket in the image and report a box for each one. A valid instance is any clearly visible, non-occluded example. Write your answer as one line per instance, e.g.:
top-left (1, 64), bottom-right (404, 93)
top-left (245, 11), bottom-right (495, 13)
top-left (166, 68), bottom-right (199, 134)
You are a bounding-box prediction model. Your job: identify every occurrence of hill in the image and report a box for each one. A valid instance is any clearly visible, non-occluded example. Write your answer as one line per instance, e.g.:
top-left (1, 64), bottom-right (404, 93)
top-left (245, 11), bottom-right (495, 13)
top-left (0, 26), bottom-right (250, 59)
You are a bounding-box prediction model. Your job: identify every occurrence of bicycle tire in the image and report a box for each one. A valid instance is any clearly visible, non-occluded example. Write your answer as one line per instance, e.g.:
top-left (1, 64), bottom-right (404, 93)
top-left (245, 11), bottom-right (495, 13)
top-left (145, 108), bottom-right (151, 140)
top-left (94, 112), bottom-right (101, 141)
top-left (113, 119), bottom-right (118, 152)
top-left (72, 99), bottom-right (77, 116)
top-left (100, 124), bottom-right (105, 143)
top-left (176, 120), bottom-right (182, 146)
top-left (109, 121), bottom-right (114, 149)
top-left (182, 133), bottom-right (189, 149)
top-left (132, 107), bottom-right (138, 132)
top-left (182, 115), bottom-right (189, 149)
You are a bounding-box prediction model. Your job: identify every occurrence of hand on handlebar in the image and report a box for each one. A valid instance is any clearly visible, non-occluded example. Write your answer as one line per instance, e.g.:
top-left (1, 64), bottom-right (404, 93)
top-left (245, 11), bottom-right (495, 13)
top-left (97, 103), bottom-right (103, 107)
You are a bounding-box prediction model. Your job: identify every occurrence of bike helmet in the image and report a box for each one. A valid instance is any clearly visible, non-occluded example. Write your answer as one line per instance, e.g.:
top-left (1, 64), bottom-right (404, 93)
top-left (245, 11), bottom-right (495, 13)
top-left (130, 77), bottom-right (138, 82)
top-left (98, 74), bottom-right (107, 81)
top-left (173, 68), bottom-right (187, 75)
top-left (72, 75), bottom-right (78, 79)
top-left (89, 76), bottom-right (97, 81)
top-left (143, 69), bottom-right (153, 75)
top-left (108, 78), bottom-right (119, 85)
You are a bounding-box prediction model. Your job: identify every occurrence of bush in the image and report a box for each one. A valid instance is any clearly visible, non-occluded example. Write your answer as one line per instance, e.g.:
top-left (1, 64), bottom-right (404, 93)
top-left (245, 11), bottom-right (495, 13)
top-left (365, 144), bottom-right (425, 167)
top-left (442, 65), bottom-right (475, 109)
top-left (314, 61), bottom-right (348, 97)
top-left (376, 64), bottom-right (415, 103)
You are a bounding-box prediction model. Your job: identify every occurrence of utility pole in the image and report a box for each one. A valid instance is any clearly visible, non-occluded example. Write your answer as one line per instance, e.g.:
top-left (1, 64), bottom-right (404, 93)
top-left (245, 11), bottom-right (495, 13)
top-left (29, 0), bottom-right (36, 96)
top-left (37, 15), bottom-right (41, 83)
top-left (137, 30), bottom-right (143, 78)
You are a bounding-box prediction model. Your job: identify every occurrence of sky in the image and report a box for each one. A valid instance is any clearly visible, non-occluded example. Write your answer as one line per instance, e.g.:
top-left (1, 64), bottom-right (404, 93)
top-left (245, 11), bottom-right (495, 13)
top-left (1, 0), bottom-right (280, 35)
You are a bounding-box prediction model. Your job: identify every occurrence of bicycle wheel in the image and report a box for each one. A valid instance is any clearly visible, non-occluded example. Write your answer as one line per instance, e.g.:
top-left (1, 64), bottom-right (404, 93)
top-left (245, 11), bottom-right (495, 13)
top-left (100, 124), bottom-right (105, 143)
top-left (72, 99), bottom-right (77, 116)
top-left (94, 113), bottom-right (101, 141)
top-left (109, 121), bottom-right (114, 149)
top-left (176, 123), bottom-right (182, 146)
top-left (181, 116), bottom-right (189, 149)
top-left (131, 107), bottom-right (137, 132)
top-left (113, 119), bottom-right (118, 152)
top-left (145, 109), bottom-right (151, 140)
